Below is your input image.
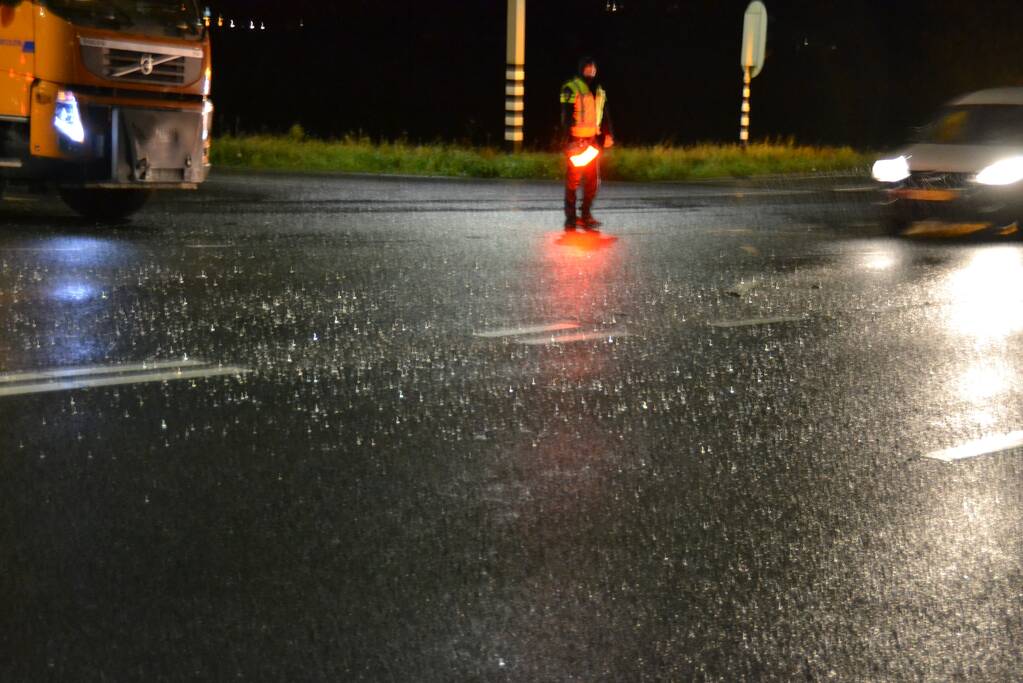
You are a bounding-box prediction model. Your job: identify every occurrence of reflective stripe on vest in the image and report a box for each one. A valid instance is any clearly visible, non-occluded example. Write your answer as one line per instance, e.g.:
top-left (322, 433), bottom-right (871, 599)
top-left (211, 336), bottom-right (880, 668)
top-left (561, 77), bottom-right (606, 138)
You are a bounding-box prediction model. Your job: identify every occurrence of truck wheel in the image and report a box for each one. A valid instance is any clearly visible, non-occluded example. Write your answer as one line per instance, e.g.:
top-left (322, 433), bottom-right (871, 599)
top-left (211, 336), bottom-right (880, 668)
top-left (59, 188), bottom-right (151, 220)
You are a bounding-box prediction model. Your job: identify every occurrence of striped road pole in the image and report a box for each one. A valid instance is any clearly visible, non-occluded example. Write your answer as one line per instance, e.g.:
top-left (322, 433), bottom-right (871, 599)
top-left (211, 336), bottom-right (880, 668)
top-left (505, 0), bottom-right (525, 152)
top-left (739, 66), bottom-right (751, 147)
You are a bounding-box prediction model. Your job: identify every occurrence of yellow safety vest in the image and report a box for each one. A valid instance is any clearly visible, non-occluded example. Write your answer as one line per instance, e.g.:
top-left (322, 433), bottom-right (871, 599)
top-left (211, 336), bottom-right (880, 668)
top-left (561, 77), bottom-right (606, 138)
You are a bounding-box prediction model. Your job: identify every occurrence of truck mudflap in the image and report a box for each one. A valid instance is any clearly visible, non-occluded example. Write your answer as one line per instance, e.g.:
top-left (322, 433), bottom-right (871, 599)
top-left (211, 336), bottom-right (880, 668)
top-left (117, 108), bottom-right (205, 184)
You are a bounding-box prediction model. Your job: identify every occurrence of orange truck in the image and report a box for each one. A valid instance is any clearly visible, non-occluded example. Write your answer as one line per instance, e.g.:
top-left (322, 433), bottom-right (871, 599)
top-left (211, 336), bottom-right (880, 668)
top-left (0, 0), bottom-right (211, 218)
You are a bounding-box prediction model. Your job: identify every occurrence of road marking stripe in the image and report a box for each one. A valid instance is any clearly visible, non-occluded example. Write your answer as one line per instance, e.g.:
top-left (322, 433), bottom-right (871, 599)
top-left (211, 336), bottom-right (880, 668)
top-left (0, 366), bottom-right (250, 397)
top-left (726, 190), bottom-right (818, 198)
top-left (474, 322), bottom-right (579, 339)
top-left (833, 185), bottom-right (879, 193)
top-left (921, 431), bottom-right (1023, 462)
top-left (709, 315), bottom-right (805, 328)
top-left (517, 330), bottom-right (630, 345)
top-left (0, 359), bottom-right (208, 384)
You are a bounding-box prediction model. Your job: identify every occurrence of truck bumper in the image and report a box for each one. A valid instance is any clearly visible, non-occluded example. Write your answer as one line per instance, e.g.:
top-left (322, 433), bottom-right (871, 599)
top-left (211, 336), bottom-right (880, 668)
top-left (24, 82), bottom-right (210, 187)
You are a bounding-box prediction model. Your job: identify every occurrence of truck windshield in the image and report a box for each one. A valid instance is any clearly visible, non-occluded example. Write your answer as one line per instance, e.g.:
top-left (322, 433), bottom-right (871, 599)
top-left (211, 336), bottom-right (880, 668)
top-left (42, 0), bottom-right (203, 40)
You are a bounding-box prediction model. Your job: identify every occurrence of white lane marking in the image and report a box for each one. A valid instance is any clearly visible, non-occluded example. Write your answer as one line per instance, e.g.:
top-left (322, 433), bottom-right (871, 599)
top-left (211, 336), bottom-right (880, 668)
top-left (0, 365), bottom-right (250, 397)
top-left (833, 185), bottom-right (879, 193)
top-left (0, 359), bottom-right (208, 384)
top-left (516, 330), bottom-right (630, 345)
top-left (921, 431), bottom-right (1023, 462)
top-left (708, 315), bottom-right (805, 329)
top-left (474, 322), bottom-right (580, 339)
top-left (708, 228), bottom-right (755, 235)
top-left (726, 190), bottom-right (818, 198)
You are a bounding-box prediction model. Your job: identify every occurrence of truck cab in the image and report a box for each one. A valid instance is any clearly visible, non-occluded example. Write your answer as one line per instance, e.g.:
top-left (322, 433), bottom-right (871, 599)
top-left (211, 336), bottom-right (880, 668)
top-left (0, 0), bottom-right (212, 218)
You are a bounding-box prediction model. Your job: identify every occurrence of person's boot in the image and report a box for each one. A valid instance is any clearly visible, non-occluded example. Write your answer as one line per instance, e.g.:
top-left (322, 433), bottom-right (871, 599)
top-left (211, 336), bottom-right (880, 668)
top-left (578, 214), bottom-right (602, 231)
top-left (565, 189), bottom-right (579, 231)
top-left (564, 210), bottom-right (578, 231)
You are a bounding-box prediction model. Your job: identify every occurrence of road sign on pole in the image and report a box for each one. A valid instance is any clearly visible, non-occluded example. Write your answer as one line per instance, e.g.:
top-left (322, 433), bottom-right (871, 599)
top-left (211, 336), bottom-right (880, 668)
top-left (738, 1), bottom-right (767, 146)
top-left (740, 1), bottom-right (767, 78)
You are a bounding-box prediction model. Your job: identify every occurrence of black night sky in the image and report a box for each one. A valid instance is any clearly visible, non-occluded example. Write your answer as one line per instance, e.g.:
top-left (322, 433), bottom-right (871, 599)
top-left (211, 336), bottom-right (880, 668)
top-left (206, 1), bottom-right (1023, 149)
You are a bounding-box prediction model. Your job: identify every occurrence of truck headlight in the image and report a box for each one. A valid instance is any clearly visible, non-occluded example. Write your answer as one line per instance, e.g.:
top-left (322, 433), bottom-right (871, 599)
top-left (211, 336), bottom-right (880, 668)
top-left (975, 157), bottom-right (1023, 186)
top-left (202, 99), bottom-right (213, 142)
top-left (872, 155), bottom-right (909, 183)
top-left (54, 90), bottom-right (85, 144)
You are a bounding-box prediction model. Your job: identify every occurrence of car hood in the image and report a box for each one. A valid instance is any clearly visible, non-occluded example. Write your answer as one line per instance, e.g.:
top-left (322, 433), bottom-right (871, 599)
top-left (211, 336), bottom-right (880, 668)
top-left (899, 143), bottom-right (1023, 173)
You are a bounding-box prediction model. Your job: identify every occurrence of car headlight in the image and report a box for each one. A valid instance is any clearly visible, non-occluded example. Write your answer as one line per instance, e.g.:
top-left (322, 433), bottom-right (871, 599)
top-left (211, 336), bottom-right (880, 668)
top-left (872, 155), bottom-right (909, 183)
top-left (975, 157), bottom-right (1023, 186)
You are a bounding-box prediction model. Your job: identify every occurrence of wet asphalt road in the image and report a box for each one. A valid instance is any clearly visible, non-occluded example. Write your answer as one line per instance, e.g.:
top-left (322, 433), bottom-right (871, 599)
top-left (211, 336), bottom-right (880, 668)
top-left (2, 170), bottom-right (1023, 680)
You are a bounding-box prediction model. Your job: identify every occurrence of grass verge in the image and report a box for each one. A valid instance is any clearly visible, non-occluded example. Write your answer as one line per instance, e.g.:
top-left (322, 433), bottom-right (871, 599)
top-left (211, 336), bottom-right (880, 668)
top-left (210, 134), bottom-right (873, 181)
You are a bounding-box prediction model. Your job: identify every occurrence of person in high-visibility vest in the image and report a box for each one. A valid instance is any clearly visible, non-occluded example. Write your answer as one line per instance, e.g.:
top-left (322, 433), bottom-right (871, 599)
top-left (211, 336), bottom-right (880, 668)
top-left (560, 56), bottom-right (614, 231)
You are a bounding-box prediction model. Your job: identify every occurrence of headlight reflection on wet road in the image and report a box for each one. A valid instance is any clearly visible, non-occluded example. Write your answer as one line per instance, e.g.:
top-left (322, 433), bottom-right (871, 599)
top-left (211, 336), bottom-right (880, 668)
top-left (943, 247), bottom-right (1023, 343)
top-left (954, 360), bottom-right (1013, 429)
top-left (928, 246), bottom-right (1023, 455)
top-left (859, 244), bottom-right (900, 271)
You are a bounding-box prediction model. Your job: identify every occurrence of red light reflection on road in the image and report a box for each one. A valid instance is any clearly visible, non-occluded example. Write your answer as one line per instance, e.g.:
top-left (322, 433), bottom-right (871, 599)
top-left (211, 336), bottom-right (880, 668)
top-left (552, 230), bottom-right (618, 254)
top-left (536, 229), bottom-right (622, 386)
top-left (543, 231), bottom-right (617, 324)
top-left (458, 232), bottom-right (627, 657)
top-left (489, 232), bottom-right (625, 650)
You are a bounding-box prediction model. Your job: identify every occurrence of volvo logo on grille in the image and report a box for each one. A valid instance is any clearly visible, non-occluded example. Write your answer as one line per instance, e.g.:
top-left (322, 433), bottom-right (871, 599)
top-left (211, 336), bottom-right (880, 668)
top-left (140, 54), bottom-right (154, 76)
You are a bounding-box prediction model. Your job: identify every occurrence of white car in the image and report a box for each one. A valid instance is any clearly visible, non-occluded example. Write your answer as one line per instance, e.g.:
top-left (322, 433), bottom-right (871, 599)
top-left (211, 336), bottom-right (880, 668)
top-left (873, 87), bottom-right (1023, 235)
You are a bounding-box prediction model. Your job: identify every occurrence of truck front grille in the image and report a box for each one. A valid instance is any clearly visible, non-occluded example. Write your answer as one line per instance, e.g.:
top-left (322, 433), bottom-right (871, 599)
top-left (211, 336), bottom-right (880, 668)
top-left (104, 48), bottom-right (186, 85)
top-left (80, 37), bottom-right (203, 88)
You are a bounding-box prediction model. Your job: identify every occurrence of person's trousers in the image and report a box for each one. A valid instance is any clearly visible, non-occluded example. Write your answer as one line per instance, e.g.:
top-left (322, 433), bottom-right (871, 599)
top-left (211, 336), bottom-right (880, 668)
top-left (564, 146), bottom-right (599, 223)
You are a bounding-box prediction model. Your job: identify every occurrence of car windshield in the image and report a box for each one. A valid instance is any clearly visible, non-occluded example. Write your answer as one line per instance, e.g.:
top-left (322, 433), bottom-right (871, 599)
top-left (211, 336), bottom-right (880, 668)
top-left (917, 105), bottom-right (1023, 145)
top-left (42, 0), bottom-right (202, 40)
